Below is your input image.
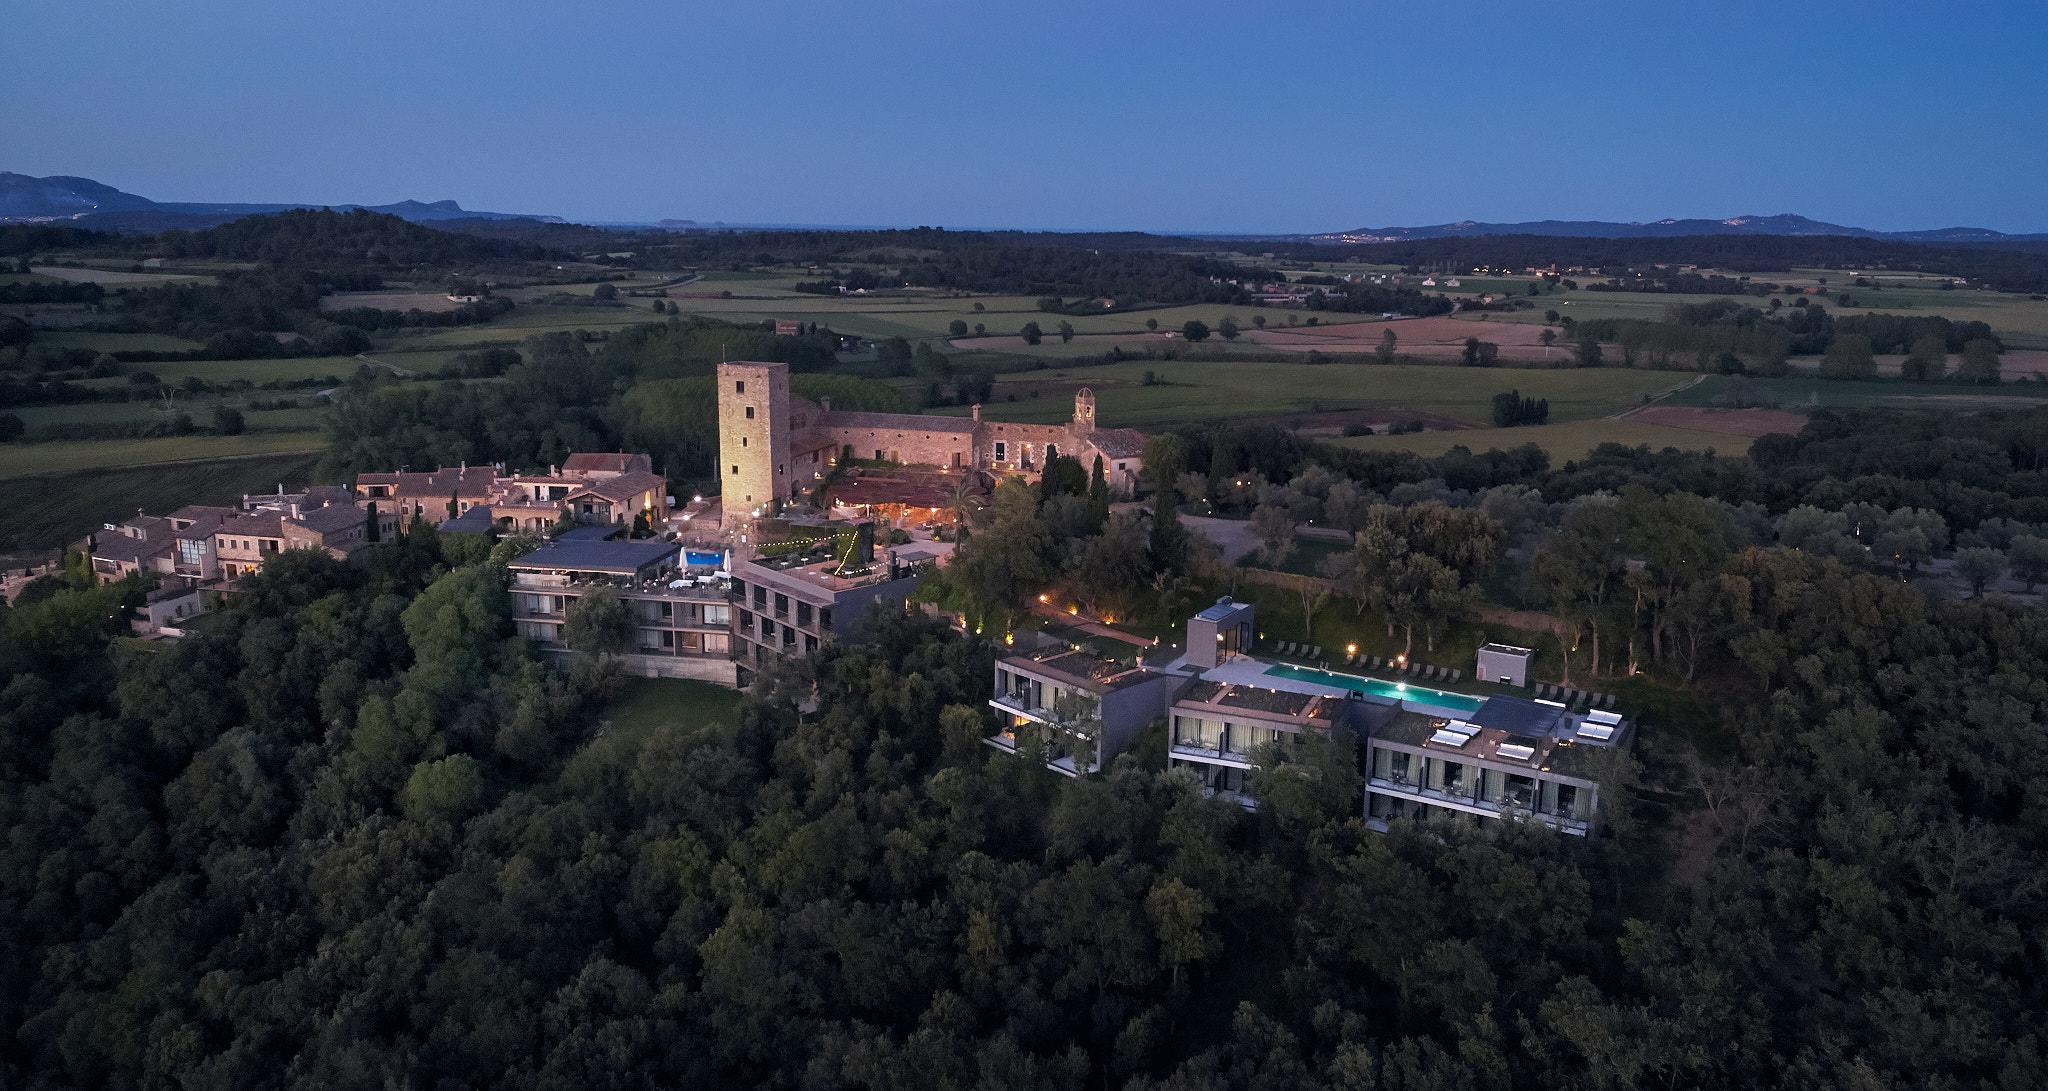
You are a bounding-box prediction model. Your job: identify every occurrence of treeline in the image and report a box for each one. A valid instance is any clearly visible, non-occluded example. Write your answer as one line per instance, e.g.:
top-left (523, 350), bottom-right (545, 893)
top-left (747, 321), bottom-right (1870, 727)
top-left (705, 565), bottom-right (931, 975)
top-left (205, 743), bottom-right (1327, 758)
top-left (1265, 233), bottom-right (2048, 293)
top-left (150, 208), bottom-right (561, 268)
top-left (1304, 280), bottom-right (1456, 316)
top-left (0, 222), bottom-right (112, 256)
top-left (0, 280), bottom-right (104, 305)
top-left (1571, 299), bottom-right (2001, 376)
top-left (1585, 270), bottom-right (1779, 295)
top-left (1313, 405), bottom-right (2048, 537)
top-left (326, 317), bottom-right (858, 487)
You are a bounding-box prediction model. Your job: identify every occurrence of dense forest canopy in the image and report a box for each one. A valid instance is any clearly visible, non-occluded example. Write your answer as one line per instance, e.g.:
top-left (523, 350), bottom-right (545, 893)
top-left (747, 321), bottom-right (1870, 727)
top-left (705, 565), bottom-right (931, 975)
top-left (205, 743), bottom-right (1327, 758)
top-left (7, 404), bottom-right (2048, 1086)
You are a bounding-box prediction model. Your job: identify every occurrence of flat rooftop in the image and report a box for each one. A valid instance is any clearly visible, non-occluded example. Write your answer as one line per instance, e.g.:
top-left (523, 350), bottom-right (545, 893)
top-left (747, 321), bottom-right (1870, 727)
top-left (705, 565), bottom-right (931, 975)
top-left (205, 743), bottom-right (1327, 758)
top-left (509, 539), bottom-right (676, 575)
top-left (1375, 698), bottom-right (1620, 780)
top-left (1478, 642), bottom-right (1534, 657)
top-left (1001, 647), bottom-right (1160, 692)
top-left (1176, 679), bottom-right (1342, 724)
top-left (741, 550), bottom-right (927, 592)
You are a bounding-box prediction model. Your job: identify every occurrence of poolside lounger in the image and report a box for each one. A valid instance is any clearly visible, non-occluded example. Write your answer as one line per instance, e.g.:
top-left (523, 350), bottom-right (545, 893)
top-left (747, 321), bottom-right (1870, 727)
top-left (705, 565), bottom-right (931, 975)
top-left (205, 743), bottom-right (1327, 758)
top-left (1601, 693), bottom-right (1616, 709)
top-left (1422, 666), bottom-right (1437, 681)
top-left (1536, 683), bottom-right (1553, 699)
top-left (1434, 666), bottom-right (1449, 682)
top-left (1343, 653), bottom-right (1356, 667)
top-left (1450, 669), bottom-right (1462, 682)
top-left (1276, 641), bottom-right (1294, 656)
top-left (1310, 645), bottom-right (1323, 660)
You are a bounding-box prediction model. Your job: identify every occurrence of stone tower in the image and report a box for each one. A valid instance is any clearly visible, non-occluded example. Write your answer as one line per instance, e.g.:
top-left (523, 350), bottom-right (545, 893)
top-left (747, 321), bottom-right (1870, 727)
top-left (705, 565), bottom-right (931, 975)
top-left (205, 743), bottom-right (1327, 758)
top-left (717, 361), bottom-right (791, 533)
top-left (1072, 387), bottom-right (1096, 435)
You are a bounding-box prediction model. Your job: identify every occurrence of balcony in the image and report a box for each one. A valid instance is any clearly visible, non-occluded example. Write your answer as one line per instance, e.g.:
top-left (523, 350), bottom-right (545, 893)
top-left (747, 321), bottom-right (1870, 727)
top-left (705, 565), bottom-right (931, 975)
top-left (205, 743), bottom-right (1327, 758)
top-left (1200, 785), bottom-right (1258, 811)
top-left (1367, 777), bottom-right (1590, 834)
top-left (989, 691), bottom-right (1057, 725)
top-left (1168, 741), bottom-right (1255, 769)
top-left (1047, 754), bottom-right (1100, 778)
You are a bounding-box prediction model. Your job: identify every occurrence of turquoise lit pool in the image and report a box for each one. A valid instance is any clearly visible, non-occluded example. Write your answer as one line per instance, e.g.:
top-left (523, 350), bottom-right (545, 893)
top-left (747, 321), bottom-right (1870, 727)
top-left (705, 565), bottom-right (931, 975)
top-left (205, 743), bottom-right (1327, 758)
top-left (1263, 663), bottom-right (1487, 714)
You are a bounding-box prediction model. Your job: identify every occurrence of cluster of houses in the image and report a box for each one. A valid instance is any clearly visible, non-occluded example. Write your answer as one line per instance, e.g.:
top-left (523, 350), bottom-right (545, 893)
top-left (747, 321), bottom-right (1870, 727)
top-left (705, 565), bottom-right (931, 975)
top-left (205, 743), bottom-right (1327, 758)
top-left (85, 359), bottom-right (1632, 833)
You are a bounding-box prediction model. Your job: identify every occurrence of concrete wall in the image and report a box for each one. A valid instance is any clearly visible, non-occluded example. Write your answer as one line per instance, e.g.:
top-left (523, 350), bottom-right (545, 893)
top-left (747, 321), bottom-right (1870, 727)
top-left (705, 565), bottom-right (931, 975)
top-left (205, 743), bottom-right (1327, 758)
top-left (1095, 672), bottom-right (1190, 767)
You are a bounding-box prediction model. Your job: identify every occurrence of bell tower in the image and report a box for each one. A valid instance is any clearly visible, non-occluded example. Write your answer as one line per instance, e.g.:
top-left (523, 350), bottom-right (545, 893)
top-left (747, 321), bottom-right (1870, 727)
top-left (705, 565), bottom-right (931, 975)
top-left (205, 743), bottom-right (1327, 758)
top-left (1072, 387), bottom-right (1096, 435)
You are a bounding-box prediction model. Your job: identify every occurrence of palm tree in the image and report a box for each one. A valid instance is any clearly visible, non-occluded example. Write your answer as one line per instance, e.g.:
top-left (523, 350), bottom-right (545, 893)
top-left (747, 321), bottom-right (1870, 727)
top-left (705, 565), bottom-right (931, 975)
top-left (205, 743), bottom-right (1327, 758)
top-left (947, 478), bottom-right (984, 539)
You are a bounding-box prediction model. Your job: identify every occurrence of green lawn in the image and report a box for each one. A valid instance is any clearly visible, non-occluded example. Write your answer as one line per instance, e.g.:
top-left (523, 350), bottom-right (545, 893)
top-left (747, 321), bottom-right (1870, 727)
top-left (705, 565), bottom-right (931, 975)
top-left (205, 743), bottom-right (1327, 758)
top-left (931, 360), bottom-right (1683, 428)
top-left (0, 432), bottom-right (328, 478)
top-left (561, 677), bottom-right (746, 795)
top-left (0, 452), bottom-right (323, 555)
top-left (1330, 417), bottom-right (1752, 460)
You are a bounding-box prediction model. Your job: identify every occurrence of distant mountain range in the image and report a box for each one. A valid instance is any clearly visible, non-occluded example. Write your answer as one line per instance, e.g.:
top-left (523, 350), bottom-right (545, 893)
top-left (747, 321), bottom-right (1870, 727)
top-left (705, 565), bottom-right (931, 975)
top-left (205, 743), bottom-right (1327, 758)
top-left (1310, 214), bottom-right (2048, 244)
top-left (0, 172), bottom-right (561, 230)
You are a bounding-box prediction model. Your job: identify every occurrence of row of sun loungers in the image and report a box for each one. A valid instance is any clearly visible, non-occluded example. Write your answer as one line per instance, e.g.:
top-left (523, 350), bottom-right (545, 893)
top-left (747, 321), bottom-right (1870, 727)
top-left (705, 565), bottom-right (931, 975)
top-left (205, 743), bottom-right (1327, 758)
top-left (1532, 683), bottom-right (1617, 711)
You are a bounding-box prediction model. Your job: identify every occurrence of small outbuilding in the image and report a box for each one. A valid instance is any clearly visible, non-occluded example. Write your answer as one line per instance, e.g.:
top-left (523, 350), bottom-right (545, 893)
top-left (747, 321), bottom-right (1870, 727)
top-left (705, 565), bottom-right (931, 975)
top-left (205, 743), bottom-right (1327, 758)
top-left (1475, 642), bottom-right (1534, 688)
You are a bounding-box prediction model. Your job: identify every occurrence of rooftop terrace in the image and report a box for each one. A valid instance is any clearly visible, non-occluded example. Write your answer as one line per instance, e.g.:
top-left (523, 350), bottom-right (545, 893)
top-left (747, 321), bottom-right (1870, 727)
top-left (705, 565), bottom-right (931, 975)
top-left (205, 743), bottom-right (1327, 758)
top-left (1000, 647), bottom-right (1161, 692)
top-left (1177, 679), bottom-right (1343, 723)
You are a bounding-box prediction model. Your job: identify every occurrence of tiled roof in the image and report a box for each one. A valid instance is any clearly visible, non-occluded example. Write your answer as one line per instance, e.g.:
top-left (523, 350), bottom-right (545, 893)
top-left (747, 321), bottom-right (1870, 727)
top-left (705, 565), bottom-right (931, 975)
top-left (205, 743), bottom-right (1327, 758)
top-left (819, 410), bottom-right (977, 434)
top-left (562, 452), bottom-right (652, 475)
top-left (355, 466), bottom-right (499, 499)
top-left (175, 515), bottom-right (226, 540)
top-left (292, 503), bottom-right (365, 535)
top-left (168, 504), bottom-right (239, 525)
top-left (1087, 428), bottom-right (1146, 459)
top-left (92, 534), bottom-right (171, 564)
top-left (220, 512), bottom-right (286, 537)
top-left (567, 470), bottom-right (666, 503)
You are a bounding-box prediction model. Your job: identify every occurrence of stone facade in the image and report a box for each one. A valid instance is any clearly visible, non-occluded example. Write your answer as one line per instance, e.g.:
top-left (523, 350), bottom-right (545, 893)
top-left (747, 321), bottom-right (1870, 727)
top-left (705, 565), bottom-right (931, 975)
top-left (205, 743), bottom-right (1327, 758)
top-left (717, 361), bottom-right (1148, 532)
top-left (718, 361), bottom-right (793, 530)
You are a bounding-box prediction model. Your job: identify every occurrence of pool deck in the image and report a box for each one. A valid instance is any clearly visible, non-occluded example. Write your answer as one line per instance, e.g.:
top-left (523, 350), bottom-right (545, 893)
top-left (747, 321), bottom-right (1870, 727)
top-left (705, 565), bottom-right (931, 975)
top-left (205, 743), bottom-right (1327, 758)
top-left (1155, 654), bottom-right (1486, 717)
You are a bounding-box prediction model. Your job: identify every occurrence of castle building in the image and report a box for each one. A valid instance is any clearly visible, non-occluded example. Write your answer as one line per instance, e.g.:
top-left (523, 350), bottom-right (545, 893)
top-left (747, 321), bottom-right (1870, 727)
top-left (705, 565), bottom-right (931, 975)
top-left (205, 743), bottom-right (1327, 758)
top-left (715, 360), bottom-right (1147, 533)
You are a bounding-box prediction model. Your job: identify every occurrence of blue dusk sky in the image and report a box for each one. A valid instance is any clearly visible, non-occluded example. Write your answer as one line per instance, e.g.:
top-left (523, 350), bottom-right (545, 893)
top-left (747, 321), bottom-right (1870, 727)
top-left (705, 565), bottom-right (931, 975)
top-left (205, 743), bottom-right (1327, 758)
top-left (5, 0), bottom-right (2045, 233)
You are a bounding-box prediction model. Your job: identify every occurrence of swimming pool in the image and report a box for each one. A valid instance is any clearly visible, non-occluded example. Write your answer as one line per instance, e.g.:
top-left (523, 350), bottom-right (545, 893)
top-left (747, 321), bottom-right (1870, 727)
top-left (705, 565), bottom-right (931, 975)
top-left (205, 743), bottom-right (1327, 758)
top-left (1263, 663), bottom-right (1487, 714)
top-left (684, 550), bottom-right (726, 568)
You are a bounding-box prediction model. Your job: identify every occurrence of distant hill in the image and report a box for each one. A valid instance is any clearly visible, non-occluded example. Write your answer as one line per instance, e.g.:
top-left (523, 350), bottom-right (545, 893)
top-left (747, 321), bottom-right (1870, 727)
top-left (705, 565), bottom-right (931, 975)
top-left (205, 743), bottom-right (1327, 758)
top-left (151, 208), bottom-right (562, 267)
top-left (1312, 213), bottom-right (2048, 244)
top-left (0, 172), bottom-right (561, 230)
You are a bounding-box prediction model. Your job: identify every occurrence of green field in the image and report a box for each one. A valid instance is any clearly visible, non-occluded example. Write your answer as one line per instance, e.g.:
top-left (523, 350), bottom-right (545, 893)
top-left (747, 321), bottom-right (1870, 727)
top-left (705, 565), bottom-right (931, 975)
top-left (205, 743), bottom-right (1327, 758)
top-left (12, 398), bottom-right (328, 432)
top-left (0, 431), bottom-right (327, 478)
top-left (1331, 417), bottom-right (1751, 460)
top-left (1443, 279), bottom-right (2048, 349)
top-left (119, 356), bottom-right (363, 385)
top-left (1665, 373), bottom-right (2048, 410)
top-left (931, 360), bottom-right (1685, 428)
top-left (383, 304), bottom-right (663, 348)
top-left (0, 452), bottom-right (323, 555)
top-left (31, 330), bottom-right (208, 353)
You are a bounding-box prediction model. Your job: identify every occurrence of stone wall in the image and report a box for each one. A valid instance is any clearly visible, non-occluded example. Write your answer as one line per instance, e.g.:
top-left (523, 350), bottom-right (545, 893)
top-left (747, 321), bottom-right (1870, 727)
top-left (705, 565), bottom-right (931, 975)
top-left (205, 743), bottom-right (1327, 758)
top-left (718, 361), bottom-right (792, 529)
